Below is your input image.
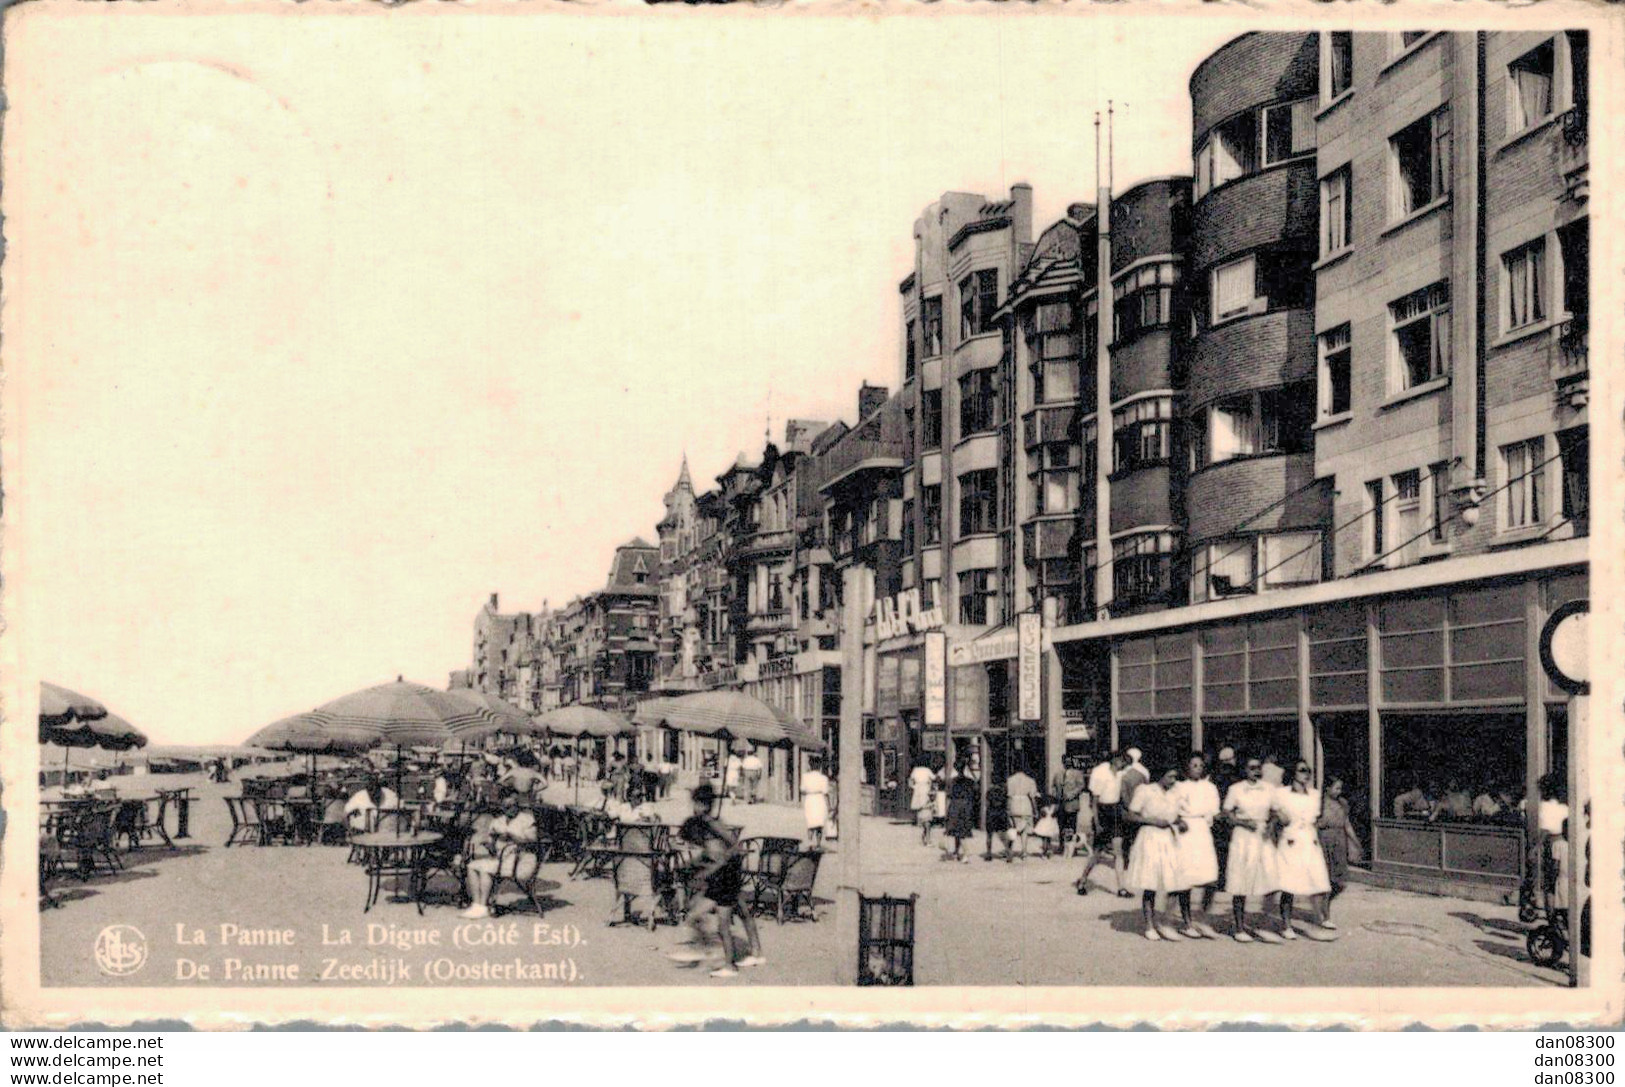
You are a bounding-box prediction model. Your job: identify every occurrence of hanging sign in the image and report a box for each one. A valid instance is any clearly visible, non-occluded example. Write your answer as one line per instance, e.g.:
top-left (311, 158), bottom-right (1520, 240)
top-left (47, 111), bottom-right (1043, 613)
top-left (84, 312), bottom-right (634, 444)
top-left (1017, 612), bottom-right (1042, 722)
top-left (923, 630), bottom-right (947, 726)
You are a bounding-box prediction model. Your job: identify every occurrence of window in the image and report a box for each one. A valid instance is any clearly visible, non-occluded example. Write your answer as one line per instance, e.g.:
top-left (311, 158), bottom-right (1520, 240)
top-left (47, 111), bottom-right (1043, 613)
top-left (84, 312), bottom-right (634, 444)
top-left (957, 569), bottom-right (996, 625)
top-left (921, 296), bottom-right (944, 357)
top-left (1559, 218), bottom-right (1589, 321)
top-left (1262, 99), bottom-right (1316, 166)
top-left (1388, 281), bottom-right (1451, 392)
top-left (1113, 262), bottom-right (1178, 341)
top-left (922, 578), bottom-right (941, 610)
top-left (1503, 238), bottom-right (1547, 332)
top-left (1112, 397), bottom-right (1172, 471)
top-left (1428, 461), bottom-right (1451, 545)
top-left (1394, 32), bottom-right (1430, 53)
top-left (1318, 324), bottom-right (1352, 417)
top-left (920, 389), bottom-right (943, 449)
top-left (1392, 469), bottom-right (1422, 566)
top-left (1213, 111), bottom-right (1258, 185)
top-left (959, 369), bottom-right (997, 435)
top-left (1261, 532), bottom-right (1322, 588)
top-left (1201, 539), bottom-right (1256, 598)
top-left (1033, 442), bottom-right (1080, 514)
top-left (1390, 108), bottom-right (1451, 219)
top-left (1322, 31), bottom-right (1353, 102)
top-left (901, 499), bottom-right (915, 554)
top-left (1206, 395), bottom-right (1256, 464)
top-left (1557, 426), bottom-right (1588, 531)
top-left (904, 319), bottom-right (918, 382)
top-left (1031, 558), bottom-right (1083, 625)
top-left (959, 269), bottom-right (998, 339)
top-left (1210, 255), bottom-right (1259, 323)
top-left (1320, 166), bottom-right (1351, 256)
top-left (1508, 40), bottom-right (1556, 134)
top-left (1366, 480), bottom-right (1385, 560)
top-left (1568, 30), bottom-right (1589, 116)
top-left (1259, 385), bottom-right (1312, 454)
top-left (1112, 532), bottom-right (1176, 604)
top-left (1037, 358), bottom-right (1078, 405)
top-left (1501, 437), bottom-right (1546, 531)
top-left (958, 469), bottom-right (997, 535)
top-left (921, 485), bottom-right (942, 546)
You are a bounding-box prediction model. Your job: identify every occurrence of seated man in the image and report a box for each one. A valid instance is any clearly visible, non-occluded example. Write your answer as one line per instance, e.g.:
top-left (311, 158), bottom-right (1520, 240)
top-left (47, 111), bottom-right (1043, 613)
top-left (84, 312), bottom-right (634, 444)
top-left (462, 787), bottom-right (538, 919)
top-left (1439, 779), bottom-right (1473, 821)
top-left (343, 775), bottom-right (400, 832)
top-left (1392, 780), bottom-right (1432, 820)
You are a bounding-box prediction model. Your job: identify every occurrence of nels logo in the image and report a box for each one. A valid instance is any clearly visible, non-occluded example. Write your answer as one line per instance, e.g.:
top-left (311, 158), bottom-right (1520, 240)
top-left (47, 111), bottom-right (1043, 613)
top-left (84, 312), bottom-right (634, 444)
top-left (93, 925), bottom-right (148, 977)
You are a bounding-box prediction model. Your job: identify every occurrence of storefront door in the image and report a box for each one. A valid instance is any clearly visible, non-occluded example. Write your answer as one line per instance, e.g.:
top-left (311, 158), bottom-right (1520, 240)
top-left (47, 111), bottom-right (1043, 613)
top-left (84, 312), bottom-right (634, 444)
top-left (1315, 711), bottom-right (1371, 858)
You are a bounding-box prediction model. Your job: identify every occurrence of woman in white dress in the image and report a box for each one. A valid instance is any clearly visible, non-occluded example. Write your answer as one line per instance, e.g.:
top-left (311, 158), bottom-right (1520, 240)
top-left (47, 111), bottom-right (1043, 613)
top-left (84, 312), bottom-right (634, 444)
top-left (1223, 755), bottom-right (1281, 943)
top-left (1173, 752), bottom-right (1221, 939)
top-left (1271, 760), bottom-right (1333, 938)
top-left (801, 756), bottom-right (831, 849)
top-left (1125, 767), bottom-right (1193, 941)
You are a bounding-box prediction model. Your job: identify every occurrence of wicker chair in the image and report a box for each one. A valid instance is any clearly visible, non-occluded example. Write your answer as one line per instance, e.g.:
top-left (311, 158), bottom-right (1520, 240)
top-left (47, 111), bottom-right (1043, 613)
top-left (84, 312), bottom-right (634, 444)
top-left (60, 804), bottom-right (123, 878)
top-left (750, 849), bottom-right (822, 923)
top-left (223, 796), bottom-right (264, 847)
top-left (609, 850), bottom-right (682, 930)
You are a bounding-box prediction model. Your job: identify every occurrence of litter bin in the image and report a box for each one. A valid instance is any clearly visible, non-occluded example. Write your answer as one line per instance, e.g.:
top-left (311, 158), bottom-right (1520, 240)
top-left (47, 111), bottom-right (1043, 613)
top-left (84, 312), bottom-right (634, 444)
top-left (857, 893), bottom-right (917, 986)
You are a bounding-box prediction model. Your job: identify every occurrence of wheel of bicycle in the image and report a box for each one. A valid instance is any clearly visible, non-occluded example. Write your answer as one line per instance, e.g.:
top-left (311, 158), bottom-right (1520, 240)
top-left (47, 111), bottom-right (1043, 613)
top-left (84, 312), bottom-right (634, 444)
top-left (1526, 925), bottom-right (1566, 968)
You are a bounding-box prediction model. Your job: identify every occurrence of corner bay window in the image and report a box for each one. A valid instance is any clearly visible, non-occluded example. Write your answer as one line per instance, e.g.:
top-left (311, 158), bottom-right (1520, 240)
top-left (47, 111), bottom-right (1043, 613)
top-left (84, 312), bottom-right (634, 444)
top-left (1030, 554), bottom-right (1090, 626)
top-left (1193, 98), bottom-right (1315, 200)
top-left (959, 368), bottom-right (998, 435)
top-left (1190, 383), bottom-right (1313, 469)
top-left (1029, 300), bottom-right (1080, 403)
top-left (959, 269), bottom-right (998, 339)
top-left (1111, 532), bottom-right (1177, 605)
top-left (1113, 262), bottom-right (1178, 342)
top-left (957, 568), bottom-right (998, 626)
top-left (921, 295), bottom-right (944, 357)
top-left (1032, 441), bottom-right (1080, 515)
top-left (1389, 107), bottom-right (1451, 219)
top-left (1194, 532), bottom-right (1323, 601)
top-left (1389, 281), bottom-right (1451, 392)
top-left (1112, 396), bottom-right (1172, 472)
top-left (1318, 324), bottom-right (1352, 418)
top-left (958, 469), bottom-right (997, 535)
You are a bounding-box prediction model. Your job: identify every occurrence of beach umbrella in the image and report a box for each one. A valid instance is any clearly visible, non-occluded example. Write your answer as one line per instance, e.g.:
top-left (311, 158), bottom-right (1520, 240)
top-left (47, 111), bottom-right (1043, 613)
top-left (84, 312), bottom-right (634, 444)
top-left (245, 712), bottom-right (382, 784)
top-left (39, 682), bottom-right (108, 733)
top-left (534, 705), bottom-right (633, 804)
top-left (41, 707), bottom-right (147, 787)
top-left (446, 690), bottom-right (534, 735)
top-left (308, 677), bottom-right (509, 800)
top-left (635, 690), bottom-right (825, 750)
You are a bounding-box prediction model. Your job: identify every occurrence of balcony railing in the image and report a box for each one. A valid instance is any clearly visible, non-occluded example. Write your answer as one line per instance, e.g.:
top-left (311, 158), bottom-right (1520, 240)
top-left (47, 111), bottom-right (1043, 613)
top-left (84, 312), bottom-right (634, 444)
top-left (818, 433), bottom-right (907, 492)
top-left (1553, 316), bottom-right (1589, 408)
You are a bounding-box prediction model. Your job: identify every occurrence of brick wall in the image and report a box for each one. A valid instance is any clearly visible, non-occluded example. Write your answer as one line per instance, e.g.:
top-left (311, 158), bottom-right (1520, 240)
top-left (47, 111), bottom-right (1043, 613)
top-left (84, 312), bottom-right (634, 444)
top-left (1186, 453), bottom-right (1323, 544)
top-left (1187, 308), bottom-right (1316, 410)
top-left (1190, 163), bottom-right (1319, 273)
top-left (1109, 464), bottom-right (1175, 536)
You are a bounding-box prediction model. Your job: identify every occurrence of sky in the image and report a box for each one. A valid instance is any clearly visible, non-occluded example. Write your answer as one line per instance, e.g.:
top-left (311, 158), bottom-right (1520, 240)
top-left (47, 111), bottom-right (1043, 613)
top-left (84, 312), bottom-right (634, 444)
top-left (6, 3), bottom-right (1248, 745)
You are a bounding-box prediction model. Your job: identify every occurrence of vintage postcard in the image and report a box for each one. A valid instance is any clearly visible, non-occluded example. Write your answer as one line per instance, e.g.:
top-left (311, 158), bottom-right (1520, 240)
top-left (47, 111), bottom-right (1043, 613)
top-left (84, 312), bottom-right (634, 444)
top-left (1, 0), bottom-right (1620, 1029)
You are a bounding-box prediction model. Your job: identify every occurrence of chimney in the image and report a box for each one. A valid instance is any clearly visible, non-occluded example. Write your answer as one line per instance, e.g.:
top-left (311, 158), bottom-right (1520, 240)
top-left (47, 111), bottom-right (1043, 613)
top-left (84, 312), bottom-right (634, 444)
top-left (1010, 182), bottom-right (1034, 249)
top-left (858, 383), bottom-right (889, 420)
top-left (489, 592), bottom-right (499, 610)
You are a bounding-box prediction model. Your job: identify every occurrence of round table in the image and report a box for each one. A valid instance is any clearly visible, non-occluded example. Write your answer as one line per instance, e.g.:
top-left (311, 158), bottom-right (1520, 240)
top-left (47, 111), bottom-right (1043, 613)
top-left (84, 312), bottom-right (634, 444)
top-left (351, 830), bottom-right (444, 914)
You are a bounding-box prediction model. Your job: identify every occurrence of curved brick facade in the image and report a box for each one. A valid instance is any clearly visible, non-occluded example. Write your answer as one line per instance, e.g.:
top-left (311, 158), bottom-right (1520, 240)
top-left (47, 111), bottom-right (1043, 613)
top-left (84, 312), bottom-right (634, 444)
top-left (1187, 308), bottom-right (1316, 411)
top-left (1185, 452), bottom-right (1325, 545)
top-left (1190, 33), bottom-right (1319, 145)
top-left (1188, 162), bottom-right (1318, 274)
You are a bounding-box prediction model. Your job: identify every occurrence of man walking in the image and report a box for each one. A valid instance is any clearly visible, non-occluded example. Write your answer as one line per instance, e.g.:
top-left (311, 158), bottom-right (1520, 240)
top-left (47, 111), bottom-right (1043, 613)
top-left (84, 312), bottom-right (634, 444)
top-left (1077, 750), bottom-right (1130, 896)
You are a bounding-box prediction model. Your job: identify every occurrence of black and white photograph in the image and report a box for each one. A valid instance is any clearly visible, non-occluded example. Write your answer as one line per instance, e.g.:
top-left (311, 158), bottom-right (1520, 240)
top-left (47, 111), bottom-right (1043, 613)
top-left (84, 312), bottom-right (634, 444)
top-left (1, 3), bottom-right (1617, 1028)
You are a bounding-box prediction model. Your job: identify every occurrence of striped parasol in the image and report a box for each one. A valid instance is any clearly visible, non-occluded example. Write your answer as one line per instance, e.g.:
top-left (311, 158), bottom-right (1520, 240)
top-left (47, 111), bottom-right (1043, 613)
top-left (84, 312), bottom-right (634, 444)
top-left (632, 690), bottom-right (825, 750)
top-left (245, 712), bottom-right (380, 756)
top-left (445, 689), bottom-right (537, 742)
top-left (39, 682), bottom-right (109, 742)
top-left (537, 704), bottom-right (634, 740)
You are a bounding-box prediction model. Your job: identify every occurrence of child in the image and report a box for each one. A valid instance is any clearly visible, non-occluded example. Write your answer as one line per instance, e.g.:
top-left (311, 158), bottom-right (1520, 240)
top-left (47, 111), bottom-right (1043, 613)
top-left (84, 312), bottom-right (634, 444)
top-left (1033, 796), bottom-right (1062, 858)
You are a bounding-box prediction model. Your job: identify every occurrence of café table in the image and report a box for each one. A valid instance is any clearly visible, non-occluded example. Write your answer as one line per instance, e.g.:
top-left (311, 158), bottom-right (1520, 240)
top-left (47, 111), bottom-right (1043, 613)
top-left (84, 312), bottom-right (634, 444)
top-left (351, 829), bottom-right (444, 915)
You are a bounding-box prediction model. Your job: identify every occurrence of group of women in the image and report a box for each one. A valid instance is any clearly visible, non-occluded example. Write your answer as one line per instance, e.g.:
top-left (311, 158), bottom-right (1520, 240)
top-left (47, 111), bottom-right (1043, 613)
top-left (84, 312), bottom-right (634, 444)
top-left (1111, 751), bottom-right (1353, 942)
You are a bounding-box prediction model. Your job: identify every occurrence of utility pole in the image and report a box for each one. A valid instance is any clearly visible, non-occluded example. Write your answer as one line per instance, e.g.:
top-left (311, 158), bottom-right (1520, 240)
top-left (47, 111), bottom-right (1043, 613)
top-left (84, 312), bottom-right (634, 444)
top-left (833, 563), bottom-right (872, 985)
top-left (1093, 106), bottom-right (1115, 620)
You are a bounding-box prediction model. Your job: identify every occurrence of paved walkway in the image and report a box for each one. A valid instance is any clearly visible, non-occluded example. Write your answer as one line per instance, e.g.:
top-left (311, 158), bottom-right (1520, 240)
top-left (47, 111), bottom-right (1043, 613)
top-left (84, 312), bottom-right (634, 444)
top-left (37, 771), bottom-right (1561, 988)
